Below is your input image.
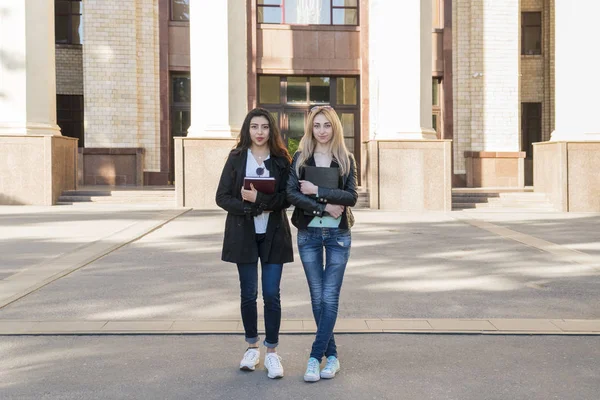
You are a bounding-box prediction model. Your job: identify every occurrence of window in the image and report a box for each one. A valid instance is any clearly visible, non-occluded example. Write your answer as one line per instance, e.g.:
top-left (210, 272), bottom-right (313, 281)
top-left (257, 75), bottom-right (360, 162)
top-left (171, 0), bottom-right (190, 21)
top-left (257, 0), bottom-right (358, 25)
top-left (522, 12), bottom-right (541, 55)
top-left (55, 0), bottom-right (83, 44)
top-left (432, 78), bottom-right (442, 137)
top-left (57, 95), bottom-right (84, 147)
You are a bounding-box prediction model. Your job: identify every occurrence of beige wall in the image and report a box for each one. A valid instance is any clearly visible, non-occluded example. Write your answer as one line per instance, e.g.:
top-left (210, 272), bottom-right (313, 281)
top-left (534, 141), bottom-right (600, 212)
top-left (83, 0), bottom-right (160, 172)
top-left (566, 143), bottom-right (600, 211)
top-left (0, 136), bottom-right (77, 205)
top-left (55, 46), bottom-right (83, 95)
top-left (368, 140), bottom-right (452, 211)
top-left (257, 26), bottom-right (360, 74)
top-left (174, 137), bottom-right (236, 208)
top-left (533, 142), bottom-right (566, 210)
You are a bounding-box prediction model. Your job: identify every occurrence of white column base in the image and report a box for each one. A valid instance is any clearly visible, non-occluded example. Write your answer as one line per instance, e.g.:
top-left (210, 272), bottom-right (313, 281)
top-left (186, 125), bottom-right (239, 139)
top-left (550, 130), bottom-right (600, 142)
top-left (375, 127), bottom-right (438, 141)
top-left (0, 122), bottom-right (62, 136)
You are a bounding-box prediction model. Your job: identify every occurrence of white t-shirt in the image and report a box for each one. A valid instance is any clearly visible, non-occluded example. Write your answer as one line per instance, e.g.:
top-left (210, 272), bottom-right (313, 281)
top-left (246, 149), bottom-right (271, 234)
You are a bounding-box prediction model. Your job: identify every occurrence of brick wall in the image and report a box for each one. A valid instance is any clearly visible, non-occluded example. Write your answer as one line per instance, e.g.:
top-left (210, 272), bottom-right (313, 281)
top-left (542, 0), bottom-right (555, 141)
top-left (452, 0), bottom-right (521, 173)
top-left (55, 46), bottom-right (83, 95)
top-left (82, 0), bottom-right (160, 172)
top-left (521, 59), bottom-right (544, 102)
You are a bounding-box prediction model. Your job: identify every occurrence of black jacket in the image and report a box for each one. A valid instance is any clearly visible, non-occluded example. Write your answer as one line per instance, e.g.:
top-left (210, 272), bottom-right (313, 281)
top-left (215, 149), bottom-right (294, 264)
top-left (287, 151), bottom-right (358, 229)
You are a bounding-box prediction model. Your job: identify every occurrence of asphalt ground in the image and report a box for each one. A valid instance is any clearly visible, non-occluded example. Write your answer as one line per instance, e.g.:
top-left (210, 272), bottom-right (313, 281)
top-left (1, 335), bottom-right (598, 400)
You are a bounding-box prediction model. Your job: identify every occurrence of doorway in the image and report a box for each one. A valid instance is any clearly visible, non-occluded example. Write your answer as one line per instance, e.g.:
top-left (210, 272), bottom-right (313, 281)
top-left (521, 102), bottom-right (542, 186)
top-left (170, 73), bottom-right (191, 184)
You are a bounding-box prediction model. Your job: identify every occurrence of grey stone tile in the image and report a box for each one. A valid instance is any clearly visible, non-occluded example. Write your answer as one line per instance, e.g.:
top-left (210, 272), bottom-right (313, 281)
top-left (489, 319), bottom-right (562, 332)
top-left (427, 319), bottom-right (496, 331)
top-left (102, 321), bottom-right (174, 331)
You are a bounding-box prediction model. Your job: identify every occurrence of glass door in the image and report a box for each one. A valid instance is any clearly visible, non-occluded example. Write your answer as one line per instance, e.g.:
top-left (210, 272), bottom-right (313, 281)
top-left (282, 110), bottom-right (306, 155)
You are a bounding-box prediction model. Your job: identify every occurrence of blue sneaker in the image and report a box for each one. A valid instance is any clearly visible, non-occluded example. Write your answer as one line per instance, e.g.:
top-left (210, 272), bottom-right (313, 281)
top-left (320, 356), bottom-right (340, 379)
top-left (303, 357), bottom-right (321, 382)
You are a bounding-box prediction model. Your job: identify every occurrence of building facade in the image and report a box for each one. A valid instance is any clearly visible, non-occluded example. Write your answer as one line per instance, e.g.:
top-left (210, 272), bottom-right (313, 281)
top-left (1, 0), bottom-right (598, 210)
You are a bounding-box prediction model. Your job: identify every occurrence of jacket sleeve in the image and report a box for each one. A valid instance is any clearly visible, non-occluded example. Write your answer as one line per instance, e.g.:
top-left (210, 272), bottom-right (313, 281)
top-left (286, 152), bottom-right (327, 217)
top-left (255, 158), bottom-right (291, 212)
top-left (315, 153), bottom-right (358, 207)
top-left (215, 154), bottom-right (260, 217)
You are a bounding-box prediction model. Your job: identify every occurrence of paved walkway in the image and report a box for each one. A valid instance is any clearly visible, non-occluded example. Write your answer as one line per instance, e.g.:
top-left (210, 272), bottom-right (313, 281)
top-left (1, 205), bottom-right (599, 333)
top-left (1, 205), bottom-right (599, 399)
top-left (2, 318), bottom-right (599, 335)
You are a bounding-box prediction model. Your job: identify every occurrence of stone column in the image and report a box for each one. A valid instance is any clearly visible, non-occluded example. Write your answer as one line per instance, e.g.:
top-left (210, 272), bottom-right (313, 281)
top-left (0, 0), bottom-right (77, 205)
top-left (534, 0), bottom-right (600, 212)
top-left (0, 0), bottom-right (61, 136)
top-left (550, 0), bottom-right (600, 141)
top-left (176, 0), bottom-right (248, 208)
top-left (369, 0), bottom-right (436, 140)
top-left (367, 0), bottom-right (451, 211)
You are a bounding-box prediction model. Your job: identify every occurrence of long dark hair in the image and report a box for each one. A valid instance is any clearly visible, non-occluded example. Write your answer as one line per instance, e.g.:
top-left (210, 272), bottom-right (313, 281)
top-left (232, 108), bottom-right (291, 163)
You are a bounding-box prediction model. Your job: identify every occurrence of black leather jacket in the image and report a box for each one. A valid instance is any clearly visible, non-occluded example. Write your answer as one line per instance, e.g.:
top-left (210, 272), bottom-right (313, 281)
top-left (286, 151), bottom-right (358, 229)
top-left (216, 149), bottom-right (293, 264)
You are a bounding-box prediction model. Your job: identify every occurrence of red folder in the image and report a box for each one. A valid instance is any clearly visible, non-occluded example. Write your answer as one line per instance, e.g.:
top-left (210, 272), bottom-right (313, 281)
top-left (243, 177), bottom-right (276, 194)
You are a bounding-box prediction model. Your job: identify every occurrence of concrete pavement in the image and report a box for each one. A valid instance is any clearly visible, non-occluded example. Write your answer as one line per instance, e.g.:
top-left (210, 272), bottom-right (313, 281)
top-left (0, 204), bottom-right (599, 398)
top-left (1, 335), bottom-right (599, 400)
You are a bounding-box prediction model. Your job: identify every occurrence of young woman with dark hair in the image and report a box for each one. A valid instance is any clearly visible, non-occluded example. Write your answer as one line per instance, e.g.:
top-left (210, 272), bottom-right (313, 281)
top-left (216, 108), bottom-right (293, 379)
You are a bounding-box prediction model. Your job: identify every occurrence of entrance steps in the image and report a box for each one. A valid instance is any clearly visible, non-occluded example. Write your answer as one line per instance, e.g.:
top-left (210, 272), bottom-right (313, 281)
top-left (452, 188), bottom-right (556, 211)
top-left (59, 186), bottom-right (370, 208)
top-left (355, 188), bottom-right (370, 209)
top-left (57, 186), bottom-right (176, 206)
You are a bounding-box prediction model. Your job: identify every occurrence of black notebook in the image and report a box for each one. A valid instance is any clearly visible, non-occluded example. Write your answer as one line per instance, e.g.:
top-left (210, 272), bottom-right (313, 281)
top-left (303, 166), bottom-right (339, 190)
top-left (244, 177), bottom-right (276, 194)
top-left (303, 166), bottom-right (339, 216)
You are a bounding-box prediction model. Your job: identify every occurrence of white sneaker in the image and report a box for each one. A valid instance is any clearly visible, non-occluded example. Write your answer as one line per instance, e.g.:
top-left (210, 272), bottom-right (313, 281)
top-left (320, 356), bottom-right (340, 379)
top-left (239, 348), bottom-right (260, 371)
top-left (264, 352), bottom-right (284, 379)
top-left (303, 357), bottom-right (321, 382)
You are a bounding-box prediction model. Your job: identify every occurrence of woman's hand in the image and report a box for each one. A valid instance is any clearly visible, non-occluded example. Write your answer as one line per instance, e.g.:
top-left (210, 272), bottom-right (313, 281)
top-left (325, 204), bottom-right (344, 218)
top-left (299, 180), bottom-right (318, 196)
top-left (241, 184), bottom-right (258, 203)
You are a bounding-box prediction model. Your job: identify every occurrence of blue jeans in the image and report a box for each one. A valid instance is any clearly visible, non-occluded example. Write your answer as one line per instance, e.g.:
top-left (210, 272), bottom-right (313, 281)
top-left (237, 261), bottom-right (283, 348)
top-left (297, 227), bottom-right (351, 361)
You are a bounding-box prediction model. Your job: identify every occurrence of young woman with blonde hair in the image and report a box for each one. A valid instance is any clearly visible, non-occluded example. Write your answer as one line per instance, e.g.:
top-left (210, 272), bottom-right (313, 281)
top-left (286, 105), bottom-right (358, 382)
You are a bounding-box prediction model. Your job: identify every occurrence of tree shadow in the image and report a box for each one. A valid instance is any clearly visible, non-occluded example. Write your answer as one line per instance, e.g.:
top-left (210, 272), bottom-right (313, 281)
top-left (0, 209), bottom-right (598, 320)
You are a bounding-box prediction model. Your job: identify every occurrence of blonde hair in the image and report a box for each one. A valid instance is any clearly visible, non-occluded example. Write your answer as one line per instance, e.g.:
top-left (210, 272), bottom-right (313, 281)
top-left (296, 106), bottom-right (351, 176)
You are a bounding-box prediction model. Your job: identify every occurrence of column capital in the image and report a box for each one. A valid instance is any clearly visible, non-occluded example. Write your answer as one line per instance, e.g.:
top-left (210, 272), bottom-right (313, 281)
top-left (550, 131), bottom-right (600, 142)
